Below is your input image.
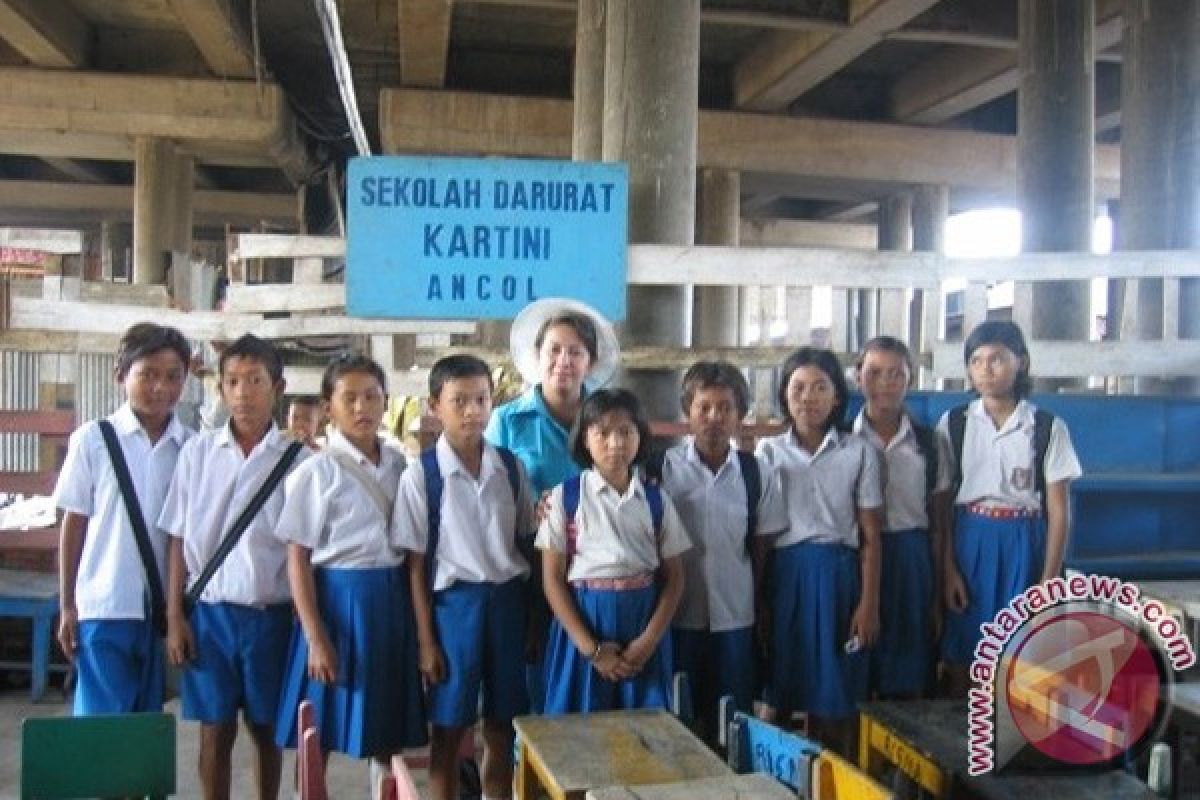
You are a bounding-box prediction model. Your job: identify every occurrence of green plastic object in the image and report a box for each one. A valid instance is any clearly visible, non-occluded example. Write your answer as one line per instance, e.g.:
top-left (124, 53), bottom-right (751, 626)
top-left (21, 712), bottom-right (176, 799)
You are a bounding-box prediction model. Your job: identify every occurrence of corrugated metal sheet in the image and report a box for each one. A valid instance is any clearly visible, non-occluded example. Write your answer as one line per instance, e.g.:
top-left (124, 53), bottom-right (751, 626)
top-left (0, 350), bottom-right (39, 471)
top-left (77, 352), bottom-right (120, 424)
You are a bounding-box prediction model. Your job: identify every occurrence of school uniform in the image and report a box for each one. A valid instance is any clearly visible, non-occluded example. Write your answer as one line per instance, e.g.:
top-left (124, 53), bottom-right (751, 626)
top-left (273, 429), bottom-right (427, 758)
top-left (852, 411), bottom-right (941, 696)
top-left (536, 469), bottom-right (691, 714)
top-left (158, 422), bottom-right (307, 725)
top-left (53, 404), bottom-right (190, 715)
top-left (392, 435), bottom-right (535, 727)
top-left (756, 427), bottom-right (882, 719)
top-left (935, 398), bottom-right (1082, 665)
top-left (660, 439), bottom-right (786, 718)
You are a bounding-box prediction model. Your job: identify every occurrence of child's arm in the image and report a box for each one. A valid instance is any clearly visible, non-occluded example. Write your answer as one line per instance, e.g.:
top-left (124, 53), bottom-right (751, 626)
top-left (287, 542), bottom-right (338, 684)
top-left (541, 549), bottom-right (626, 682)
top-left (165, 537), bottom-right (194, 665)
top-left (851, 507), bottom-right (882, 646)
top-left (407, 553), bottom-right (446, 685)
top-left (1041, 480), bottom-right (1070, 582)
top-left (623, 554), bottom-right (684, 671)
top-left (57, 512), bottom-right (87, 661)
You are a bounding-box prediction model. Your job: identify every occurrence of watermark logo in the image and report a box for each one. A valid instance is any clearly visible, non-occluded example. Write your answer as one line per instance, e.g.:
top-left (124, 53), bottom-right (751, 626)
top-left (967, 574), bottom-right (1195, 775)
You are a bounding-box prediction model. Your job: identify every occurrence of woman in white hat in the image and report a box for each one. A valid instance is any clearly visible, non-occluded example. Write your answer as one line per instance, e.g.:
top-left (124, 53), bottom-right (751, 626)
top-left (484, 297), bottom-right (619, 713)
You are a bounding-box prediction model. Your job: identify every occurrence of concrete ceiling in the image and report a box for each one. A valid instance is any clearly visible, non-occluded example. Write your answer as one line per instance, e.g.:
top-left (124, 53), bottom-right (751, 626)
top-left (0, 0), bottom-right (1128, 231)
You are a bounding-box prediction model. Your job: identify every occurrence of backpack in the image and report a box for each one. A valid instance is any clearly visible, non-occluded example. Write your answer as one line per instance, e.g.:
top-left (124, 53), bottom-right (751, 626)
top-left (947, 404), bottom-right (1054, 514)
top-left (561, 472), bottom-right (664, 569)
top-left (421, 446), bottom-right (521, 587)
top-left (643, 448), bottom-right (761, 556)
top-left (909, 418), bottom-right (939, 502)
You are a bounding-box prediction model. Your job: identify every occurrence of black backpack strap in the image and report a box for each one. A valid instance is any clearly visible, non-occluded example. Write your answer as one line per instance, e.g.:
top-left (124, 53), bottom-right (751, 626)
top-left (642, 449), bottom-right (666, 485)
top-left (910, 419), bottom-right (938, 501)
top-left (735, 451), bottom-right (761, 556)
top-left (184, 439), bottom-right (304, 612)
top-left (97, 419), bottom-right (167, 634)
top-left (947, 404), bottom-right (969, 497)
top-left (1032, 409), bottom-right (1054, 516)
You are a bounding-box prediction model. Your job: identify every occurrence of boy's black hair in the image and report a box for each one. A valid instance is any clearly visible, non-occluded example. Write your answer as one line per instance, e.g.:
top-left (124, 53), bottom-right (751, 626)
top-left (777, 347), bottom-right (850, 433)
top-left (320, 353), bottom-right (387, 400)
top-left (428, 354), bottom-right (494, 398)
top-left (568, 388), bottom-right (652, 469)
top-left (963, 320), bottom-right (1033, 398)
top-left (535, 311), bottom-right (599, 363)
top-left (288, 395), bottom-right (321, 410)
top-left (680, 360), bottom-right (750, 417)
top-left (219, 334), bottom-right (283, 383)
top-left (857, 335), bottom-right (915, 387)
top-left (115, 322), bottom-right (192, 380)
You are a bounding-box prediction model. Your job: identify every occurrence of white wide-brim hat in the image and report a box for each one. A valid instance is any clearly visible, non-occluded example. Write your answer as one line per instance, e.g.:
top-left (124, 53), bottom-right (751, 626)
top-left (509, 297), bottom-right (621, 390)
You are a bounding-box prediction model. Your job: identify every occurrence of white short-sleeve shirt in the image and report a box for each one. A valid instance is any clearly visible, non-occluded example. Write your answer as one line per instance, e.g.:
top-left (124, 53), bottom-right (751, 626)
top-left (660, 440), bottom-right (787, 632)
top-left (276, 429), bottom-right (408, 568)
top-left (756, 427), bottom-right (883, 549)
top-left (53, 404), bottom-right (191, 621)
top-left (535, 469), bottom-right (691, 583)
top-left (392, 435), bottom-right (534, 590)
top-left (852, 411), bottom-right (945, 533)
top-left (934, 398), bottom-right (1082, 510)
top-left (158, 423), bottom-right (308, 606)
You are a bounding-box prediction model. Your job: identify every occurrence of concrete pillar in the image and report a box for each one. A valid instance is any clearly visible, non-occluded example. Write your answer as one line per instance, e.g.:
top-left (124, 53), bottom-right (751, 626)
top-left (1017, 0), bottom-right (1094, 346)
top-left (133, 136), bottom-right (175, 284)
top-left (602, 0), bottom-right (700, 417)
top-left (169, 151), bottom-right (194, 257)
top-left (572, 0), bottom-right (606, 161)
top-left (871, 193), bottom-right (913, 346)
top-left (1119, 0), bottom-right (1200, 391)
top-left (693, 168), bottom-right (740, 347)
top-left (912, 185), bottom-right (949, 379)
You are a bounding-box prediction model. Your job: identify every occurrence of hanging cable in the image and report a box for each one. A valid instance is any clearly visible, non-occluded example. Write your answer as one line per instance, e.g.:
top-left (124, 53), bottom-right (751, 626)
top-left (312, 0), bottom-right (372, 157)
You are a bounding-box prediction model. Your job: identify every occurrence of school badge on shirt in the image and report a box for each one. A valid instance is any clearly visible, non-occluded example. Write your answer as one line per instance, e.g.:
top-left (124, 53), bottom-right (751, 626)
top-left (1011, 466), bottom-right (1033, 491)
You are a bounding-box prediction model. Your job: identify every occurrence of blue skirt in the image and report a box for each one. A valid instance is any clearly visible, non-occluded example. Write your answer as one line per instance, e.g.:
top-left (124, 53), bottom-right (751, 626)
top-left (871, 529), bottom-right (934, 696)
top-left (941, 509), bottom-right (1045, 666)
top-left (275, 566), bottom-right (428, 758)
top-left (768, 542), bottom-right (867, 720)
top-left (542, 584), bottom-right (672, 714)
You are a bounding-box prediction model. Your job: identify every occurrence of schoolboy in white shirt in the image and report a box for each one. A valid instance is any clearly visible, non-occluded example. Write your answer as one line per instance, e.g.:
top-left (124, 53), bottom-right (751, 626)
top-left (55, 322), bottom-right (192, 715)
top-left (394, 355), bottom-right (535, 800)
top-left (160, 334), bottom-right (307, 800)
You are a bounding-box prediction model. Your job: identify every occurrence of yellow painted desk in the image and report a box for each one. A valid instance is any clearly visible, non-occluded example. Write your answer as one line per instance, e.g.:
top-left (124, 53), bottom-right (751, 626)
top-left (513, 710), bottom-right (732, 800)
top-left (585, 772), bottom-right (794, 799)
top-left (859, 700), bottom-right (1157, 800)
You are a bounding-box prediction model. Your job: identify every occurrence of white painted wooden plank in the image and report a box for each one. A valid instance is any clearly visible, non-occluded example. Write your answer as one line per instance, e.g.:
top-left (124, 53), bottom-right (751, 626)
top-left (878, 287), bottom-right (907, 338)
top-left (1011, 281), bottom-right (1034, 335)
top-left (784, 286), bottom-right (811, 345)
top-left (224, 283), bottom-right (346, 313)
top-left (829, 288), bottom-right (850, 352)
top-left (235, 234), bottom-right (346, 259)
top-left (963, 282), bottom-right (988, 334)
top-left (942, 250), bottom-right (1200, 282)
top-left (10, 297), bottom-right (476, 339)
top-left (932, 340), bottom-right (1200, 379)
top-left (294, 257), bottom-right (325, 284)
top-left (284, 366), bottom-right (429, 397)
top-left (1163, 278), bottom-right (1180, 341)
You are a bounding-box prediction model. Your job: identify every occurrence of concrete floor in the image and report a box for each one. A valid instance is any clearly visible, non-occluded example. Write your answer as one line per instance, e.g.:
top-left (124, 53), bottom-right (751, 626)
top-left (0, 682), bottom-right (435, 798)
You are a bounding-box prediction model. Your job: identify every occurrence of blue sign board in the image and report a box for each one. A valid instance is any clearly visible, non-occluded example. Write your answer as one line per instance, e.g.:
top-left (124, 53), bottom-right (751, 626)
top-left (347, 156), bottom-right (628, 320)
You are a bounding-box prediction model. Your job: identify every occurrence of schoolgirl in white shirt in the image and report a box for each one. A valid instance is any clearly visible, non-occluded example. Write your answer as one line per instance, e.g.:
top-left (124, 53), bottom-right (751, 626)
top-left (756, 347), bottom-right (883, 754)
top-left (935, 321), bottom-right (1081, 696)
top-left (273, 355), bottom-right (427, 773)
top-left (54, 323), bottom-right (192, 716)
top-left (853, 336), bottom-right (943, 699)
top-left (537, 388), bottom-right (691, 713)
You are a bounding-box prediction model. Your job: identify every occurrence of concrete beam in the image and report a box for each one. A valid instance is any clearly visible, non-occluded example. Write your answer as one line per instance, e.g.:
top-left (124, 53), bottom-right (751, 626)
top-left (734, 0), bottom-right (939, 111)
top-left (0, 69), bottom-right (313, 180)
top-left (397, 0), bottom-right (452, 88)
top-left (0, 180), bottom-right (297, 224)
top-left (379, 88), bottom-right (1121, 195)
top-left (41, 157), bottom-right (107, 183)
top-left (739, 218), bottom-right (876, 249)
top-left (0, 0), bottom-right (90, 68)
top-left (891, 0), bottom-right (1123, 124)
top-left (166, 0), bottom-right (255, 78)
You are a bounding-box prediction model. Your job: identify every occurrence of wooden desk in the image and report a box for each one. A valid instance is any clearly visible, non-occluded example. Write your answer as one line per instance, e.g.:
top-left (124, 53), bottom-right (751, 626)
top-left (513, 710), bottom-right (732, 800)
top-left (859, 700), bottom-right (1157, 800)
top-left (585, 773), bottom-right (793, 799)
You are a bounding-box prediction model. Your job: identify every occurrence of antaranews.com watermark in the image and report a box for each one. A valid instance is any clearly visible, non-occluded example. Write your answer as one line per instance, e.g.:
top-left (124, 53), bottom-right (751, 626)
top-left (967, 573), bottom-right (1196, 775)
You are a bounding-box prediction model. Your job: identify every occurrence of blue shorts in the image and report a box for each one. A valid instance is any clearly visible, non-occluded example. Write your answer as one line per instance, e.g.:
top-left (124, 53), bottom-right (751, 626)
top-left (673, 626), bottom-right (755, 721)
top-left (941, 509), bottom-right (1045, 666)
top-left (429, 579), bottom-right (528, 727)
top-left (74, 618), bottom-right (164, 715)
top-left (768, 542), bottom-right (868, 720)
top-left (871, 529), bottom-right (935, 696)
top-left (181, 601), bottom-right (292, 725)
